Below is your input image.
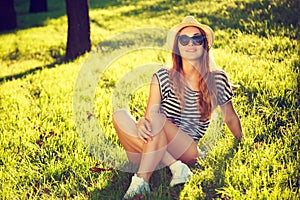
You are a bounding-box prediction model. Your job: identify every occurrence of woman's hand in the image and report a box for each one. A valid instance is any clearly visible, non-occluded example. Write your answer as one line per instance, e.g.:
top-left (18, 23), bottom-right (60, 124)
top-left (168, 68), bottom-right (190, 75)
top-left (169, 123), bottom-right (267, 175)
top-left (136, 117), bottom-right (152, 143)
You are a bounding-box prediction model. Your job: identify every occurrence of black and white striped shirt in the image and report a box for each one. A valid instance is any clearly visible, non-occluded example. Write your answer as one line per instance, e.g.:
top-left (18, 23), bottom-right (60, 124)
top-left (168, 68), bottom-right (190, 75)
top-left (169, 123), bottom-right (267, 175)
top-left (154, 67), bottom-right (233, 143)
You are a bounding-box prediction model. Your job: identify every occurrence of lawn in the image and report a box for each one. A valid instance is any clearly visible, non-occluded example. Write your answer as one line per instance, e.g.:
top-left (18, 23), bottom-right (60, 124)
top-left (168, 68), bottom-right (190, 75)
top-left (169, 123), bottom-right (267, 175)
top-left (0, 0), bottom-right (299, 199)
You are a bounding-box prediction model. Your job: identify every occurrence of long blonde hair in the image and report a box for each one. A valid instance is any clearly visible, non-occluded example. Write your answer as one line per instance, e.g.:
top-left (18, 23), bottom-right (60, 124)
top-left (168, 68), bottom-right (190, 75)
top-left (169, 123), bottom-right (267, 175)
top-left (169, 27), bottom-right (217, 121)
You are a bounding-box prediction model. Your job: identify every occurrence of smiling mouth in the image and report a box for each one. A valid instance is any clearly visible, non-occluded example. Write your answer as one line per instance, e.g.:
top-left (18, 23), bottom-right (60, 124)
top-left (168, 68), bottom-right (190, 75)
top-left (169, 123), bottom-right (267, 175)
top-left (186, 49), bottom-right (197, 52)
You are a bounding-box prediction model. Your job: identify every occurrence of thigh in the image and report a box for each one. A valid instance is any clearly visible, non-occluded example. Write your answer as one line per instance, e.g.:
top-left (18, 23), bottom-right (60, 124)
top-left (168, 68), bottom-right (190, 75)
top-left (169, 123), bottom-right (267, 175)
top-left (163, 119), bottom-right (199, 164)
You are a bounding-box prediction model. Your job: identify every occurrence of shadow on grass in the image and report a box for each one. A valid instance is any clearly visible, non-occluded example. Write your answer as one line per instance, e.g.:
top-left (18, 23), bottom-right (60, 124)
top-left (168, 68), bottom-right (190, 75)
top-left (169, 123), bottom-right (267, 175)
top-left (199, 139), bottom-right (242, 199)
top-left (87, 138), bottom-right (240, 199)
top-left (1, 0), bottom-right (136, 35)
top-left (236, 75), bottom-right (299, 144)
top-left (89, 168), bottom-right (185, 200)
top-left (196, 0), bottom-right (298, 38)
top-left (3, 0), bottom-right (297, 84)
top-left (88, 142), bottom-right (240, 200)
top-left (10, 0), bottom-right (298, 39)
top-left (0, 58), bottom-right (66, 85)
top-left (118, 0), bottom-right (299, 40)
top-left (89, 171), bottom-right (131, 200)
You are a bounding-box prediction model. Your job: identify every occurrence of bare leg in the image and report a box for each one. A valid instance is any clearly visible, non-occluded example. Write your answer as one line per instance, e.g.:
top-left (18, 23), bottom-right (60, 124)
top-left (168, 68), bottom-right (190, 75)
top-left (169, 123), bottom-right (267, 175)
top-left (162, 119), bottom-right (199, 165)
top-left (136, 114), bottom-right (167, 182)
top-left (113, 109), bottom-right (199, 181)
top-left (112, 109), bottom-right (143, 163)
top-left (113, 109), bottom-right (168, 182)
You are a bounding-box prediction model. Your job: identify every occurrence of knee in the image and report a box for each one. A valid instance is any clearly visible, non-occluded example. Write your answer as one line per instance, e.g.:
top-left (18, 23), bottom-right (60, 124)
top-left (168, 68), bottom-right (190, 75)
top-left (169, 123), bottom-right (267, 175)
top-left (112, 109), bottom-right (130, 124)
top-left (112, 109), bottom-right (137, 136)
top-left (150, 113), bottom-right (166, 136)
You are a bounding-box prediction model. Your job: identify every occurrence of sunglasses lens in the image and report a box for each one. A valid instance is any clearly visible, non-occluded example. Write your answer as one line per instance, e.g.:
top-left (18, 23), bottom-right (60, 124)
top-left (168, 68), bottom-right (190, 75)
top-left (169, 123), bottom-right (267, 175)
top-left (178, 35), bottom-right (205, 46)
top-left (193, 36), bottom-right (205, 45)
top-left (178, 35), bottom-right (190, 46)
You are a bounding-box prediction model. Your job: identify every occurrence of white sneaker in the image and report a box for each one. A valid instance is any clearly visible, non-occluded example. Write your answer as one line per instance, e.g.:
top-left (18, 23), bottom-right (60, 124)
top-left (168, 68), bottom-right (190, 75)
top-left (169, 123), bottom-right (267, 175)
top-left (169, 160), bottom-right (193, 187)
top-left (123, 174), bottom-right (150, 199)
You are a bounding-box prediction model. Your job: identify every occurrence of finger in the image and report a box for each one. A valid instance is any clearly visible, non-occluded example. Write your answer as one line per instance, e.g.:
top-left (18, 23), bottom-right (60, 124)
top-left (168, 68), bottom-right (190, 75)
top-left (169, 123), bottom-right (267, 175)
top-left (141, 137), bottom-right (148, 144)
top-left (144, 120), bottom-right (152, 132)
top-left (144, 129), bottom-right (152, 138)
top-left (138, 125), bottom-right (150, 136)
top-left (138, 127), bottom-right (152, 143)
top-left (137, 128), bottom-right (149, 142)
top-left (141, 135), bottom-right (149, 143)
top-left (142, 126), bottom-right (153, 140)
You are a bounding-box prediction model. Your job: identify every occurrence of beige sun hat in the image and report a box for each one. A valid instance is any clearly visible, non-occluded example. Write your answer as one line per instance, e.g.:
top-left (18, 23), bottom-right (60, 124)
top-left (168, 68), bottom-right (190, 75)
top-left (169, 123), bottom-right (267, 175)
top-left (167, 16), bottom-right (214, 50)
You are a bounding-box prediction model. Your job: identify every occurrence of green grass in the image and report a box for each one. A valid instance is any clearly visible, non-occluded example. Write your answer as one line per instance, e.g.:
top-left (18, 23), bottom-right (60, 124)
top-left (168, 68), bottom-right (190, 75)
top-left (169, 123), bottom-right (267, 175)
top-left (0, 0), bottom-right (299, 199)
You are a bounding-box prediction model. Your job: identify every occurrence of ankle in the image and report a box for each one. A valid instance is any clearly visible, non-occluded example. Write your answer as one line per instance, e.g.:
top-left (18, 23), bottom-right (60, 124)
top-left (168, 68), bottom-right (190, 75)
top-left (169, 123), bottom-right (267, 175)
top-left (168, 159), bottom-right (177, 167)
top-left (136, 173), bottom-right (150, 183)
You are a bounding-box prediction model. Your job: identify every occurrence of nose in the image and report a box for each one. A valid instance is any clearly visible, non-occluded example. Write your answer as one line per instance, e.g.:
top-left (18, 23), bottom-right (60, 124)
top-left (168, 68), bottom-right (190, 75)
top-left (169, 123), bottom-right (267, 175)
top-left (187, 39), bottom-right (194, 46)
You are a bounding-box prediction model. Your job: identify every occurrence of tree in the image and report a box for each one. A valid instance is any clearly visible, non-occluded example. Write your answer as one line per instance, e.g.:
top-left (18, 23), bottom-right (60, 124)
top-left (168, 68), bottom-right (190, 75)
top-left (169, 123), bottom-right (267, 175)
top-left (0, 0), bottom-right (17, 31)
top-left (65, 0), bottom-right (91, 60)
top-left (29, 0), bottom-right (48, 13)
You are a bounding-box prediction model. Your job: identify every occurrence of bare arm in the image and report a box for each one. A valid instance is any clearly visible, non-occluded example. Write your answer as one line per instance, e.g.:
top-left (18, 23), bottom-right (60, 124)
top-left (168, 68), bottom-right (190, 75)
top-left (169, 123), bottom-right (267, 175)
top-left (220, 101), bottom-right (243, 139)
top-left (144, 75), bottom-right (161, 120)
top-left (136, 75), bottom-right (162, 143)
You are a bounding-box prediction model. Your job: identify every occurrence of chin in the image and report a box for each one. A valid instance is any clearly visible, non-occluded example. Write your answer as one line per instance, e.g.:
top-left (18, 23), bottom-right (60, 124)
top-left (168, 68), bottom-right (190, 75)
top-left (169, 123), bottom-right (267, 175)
top-left (182, 55), bottom-right (201, 61)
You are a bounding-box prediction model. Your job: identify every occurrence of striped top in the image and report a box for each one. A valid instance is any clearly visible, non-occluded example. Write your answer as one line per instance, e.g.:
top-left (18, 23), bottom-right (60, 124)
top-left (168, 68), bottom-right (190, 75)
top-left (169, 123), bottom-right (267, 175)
top-left (154, 67), bottom-right (233, 143)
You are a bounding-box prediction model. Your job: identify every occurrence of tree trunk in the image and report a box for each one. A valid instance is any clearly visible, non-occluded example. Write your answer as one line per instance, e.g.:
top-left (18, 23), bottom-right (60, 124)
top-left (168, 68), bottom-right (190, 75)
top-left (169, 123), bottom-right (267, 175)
top-left (29, 0), bottom-right (48, 13)
top-left (65, 0), bottom-right (91, 60)
top-left (0, 0), bottom-right (17, 31)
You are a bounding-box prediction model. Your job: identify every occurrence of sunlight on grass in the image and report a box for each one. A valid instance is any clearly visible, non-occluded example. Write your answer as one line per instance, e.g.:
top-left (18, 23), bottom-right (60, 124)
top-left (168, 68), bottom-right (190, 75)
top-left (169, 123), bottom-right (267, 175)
top-left (0, 0), bottom-right (299, 199)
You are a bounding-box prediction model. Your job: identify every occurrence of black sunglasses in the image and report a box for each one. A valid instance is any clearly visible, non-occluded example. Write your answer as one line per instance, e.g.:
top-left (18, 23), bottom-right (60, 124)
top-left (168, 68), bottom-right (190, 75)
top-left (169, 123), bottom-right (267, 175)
top-left (178, 35), bottom-right (206, 46)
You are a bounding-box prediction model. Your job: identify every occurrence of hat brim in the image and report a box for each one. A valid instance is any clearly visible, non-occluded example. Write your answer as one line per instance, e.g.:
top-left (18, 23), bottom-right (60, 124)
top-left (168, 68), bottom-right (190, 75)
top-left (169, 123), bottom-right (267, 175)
top-left (167, 22), bottom-right (214, 50)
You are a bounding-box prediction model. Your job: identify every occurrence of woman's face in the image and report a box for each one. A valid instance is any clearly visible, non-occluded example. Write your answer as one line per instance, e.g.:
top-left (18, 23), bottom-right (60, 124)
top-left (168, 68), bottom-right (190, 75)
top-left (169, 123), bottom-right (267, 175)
top-left (178, 26), bottom-right (205, 61)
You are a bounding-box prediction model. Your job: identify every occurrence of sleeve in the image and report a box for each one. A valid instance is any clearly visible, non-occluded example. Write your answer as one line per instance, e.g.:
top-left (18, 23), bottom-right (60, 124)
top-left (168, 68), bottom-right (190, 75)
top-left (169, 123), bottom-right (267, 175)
top-left (215, 71), bottom-right (234, 106)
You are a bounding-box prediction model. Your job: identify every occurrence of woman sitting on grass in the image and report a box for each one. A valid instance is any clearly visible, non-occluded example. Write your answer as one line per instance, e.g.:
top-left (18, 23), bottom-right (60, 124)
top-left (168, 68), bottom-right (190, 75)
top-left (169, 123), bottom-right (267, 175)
top-left (113, 16), bottom-right (243, 199)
